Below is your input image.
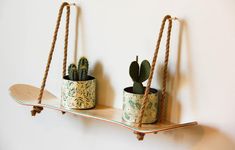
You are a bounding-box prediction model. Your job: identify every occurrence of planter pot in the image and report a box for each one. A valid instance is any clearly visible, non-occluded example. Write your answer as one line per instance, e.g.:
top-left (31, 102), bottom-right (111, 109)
top-left (61, 75), bottom-right (96, 109)
top-left (122, 87), bottom-right (158, 123)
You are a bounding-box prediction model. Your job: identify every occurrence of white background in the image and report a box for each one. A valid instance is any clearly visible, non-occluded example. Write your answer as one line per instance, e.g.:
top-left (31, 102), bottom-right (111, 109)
top-left (1, 0), bottom-right (235, 149)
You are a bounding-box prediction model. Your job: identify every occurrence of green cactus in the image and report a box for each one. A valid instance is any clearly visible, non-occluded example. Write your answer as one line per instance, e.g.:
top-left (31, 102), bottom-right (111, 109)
top-left (67, 57), bottom-right (90, 81)
top-left (68, 64), bottom-right (78, 81)
top-left (77, 57), bottom-right (89, 81)
top-left (129, 56), bottom-right (151, 94)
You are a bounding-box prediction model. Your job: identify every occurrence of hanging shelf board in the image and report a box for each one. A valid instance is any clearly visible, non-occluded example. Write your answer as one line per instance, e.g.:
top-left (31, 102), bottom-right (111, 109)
top-left (9, 84), bottom-right (197, 135)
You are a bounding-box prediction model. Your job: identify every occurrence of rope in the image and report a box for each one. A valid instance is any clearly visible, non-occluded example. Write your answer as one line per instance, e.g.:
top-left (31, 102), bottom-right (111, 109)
top-left (136, 15), bottom-right (173, 128)
top-left (159, 18), bottom-right (172, 122)
top-left (31, 2), bottom-right (71, 116)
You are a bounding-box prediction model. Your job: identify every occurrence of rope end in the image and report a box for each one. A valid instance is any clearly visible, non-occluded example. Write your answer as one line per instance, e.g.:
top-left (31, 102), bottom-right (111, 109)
top-left (134, 131), bottom-right (145, 141)
top-left (31, 106), bottom-right (43, 116)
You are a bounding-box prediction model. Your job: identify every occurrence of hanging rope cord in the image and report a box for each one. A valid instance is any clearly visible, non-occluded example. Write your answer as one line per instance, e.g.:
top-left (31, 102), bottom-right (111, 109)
top-left (31, 2), bottom-right (71, 116)
top-left (136, 15), bottom-right (173, 128)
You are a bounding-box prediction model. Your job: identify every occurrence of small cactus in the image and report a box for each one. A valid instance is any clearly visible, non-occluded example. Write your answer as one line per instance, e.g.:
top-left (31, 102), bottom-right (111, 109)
top-left (67, 57), bottom-right (89, 81)
top-left (129, 56), bottom-right (151, 94)
top-left (68, 64), bottom-right (79, 81)
top-left (77, 57), bottom-right (89, 81)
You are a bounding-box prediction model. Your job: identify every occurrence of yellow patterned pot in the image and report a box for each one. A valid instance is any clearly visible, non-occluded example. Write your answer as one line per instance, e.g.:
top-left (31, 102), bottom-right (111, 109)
top-left (122, 87), bottom-right (158, 123)
top-left (61, 75), bottom-right (96, 109)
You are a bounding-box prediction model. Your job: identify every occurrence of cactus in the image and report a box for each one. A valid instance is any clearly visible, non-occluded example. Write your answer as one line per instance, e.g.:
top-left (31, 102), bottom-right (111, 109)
top-left (77, 57), bottom-right (89, 81)
top-left (67, 57), bottom-right (89, 81)
top-left (129, 56), bottom-right (151, 94)
top-left (68, 64), bottom-right (79, 81)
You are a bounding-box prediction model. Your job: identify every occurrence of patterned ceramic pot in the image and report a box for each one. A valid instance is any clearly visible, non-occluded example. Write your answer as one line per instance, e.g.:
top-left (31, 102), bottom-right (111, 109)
top-left (122, 87), bottom-right (158, 123)
top-left (61, 75), bottom-right (96, 109)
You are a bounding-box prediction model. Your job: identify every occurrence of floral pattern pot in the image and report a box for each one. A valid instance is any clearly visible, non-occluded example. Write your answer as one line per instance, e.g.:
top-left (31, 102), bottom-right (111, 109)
top-left (61, 75), bottom-right (96, 109)
top-left (122, 87), bottom-right (158, 123)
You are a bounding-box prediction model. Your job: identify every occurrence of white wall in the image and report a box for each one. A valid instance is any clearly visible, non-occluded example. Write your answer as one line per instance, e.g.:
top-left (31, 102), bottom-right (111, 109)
top-left (1, 0), bottom-right (235, 149)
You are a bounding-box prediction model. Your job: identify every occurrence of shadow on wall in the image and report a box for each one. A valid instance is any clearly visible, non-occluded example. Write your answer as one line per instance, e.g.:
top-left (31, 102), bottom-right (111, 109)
top-left (63, 113), bottom-right (235, 150)
top-left (155, 19), bottom-right (195, 124)
top-left (91, 61), bottom-right (115, 107)
top-left (72, 5), bottom-right (88, 60)
top-left (73, 5), bottom-right (80, 63)
top-left (70, 5), bottom-right (115, 107)
top-left (158, 124), bottom-right (235, 150)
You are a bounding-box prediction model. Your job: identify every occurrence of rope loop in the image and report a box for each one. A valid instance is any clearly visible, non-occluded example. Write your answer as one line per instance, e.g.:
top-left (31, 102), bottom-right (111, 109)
top-left (31, 2), bottom-right (71, 116)
top-left (137, 15), bottom-right (174, 127)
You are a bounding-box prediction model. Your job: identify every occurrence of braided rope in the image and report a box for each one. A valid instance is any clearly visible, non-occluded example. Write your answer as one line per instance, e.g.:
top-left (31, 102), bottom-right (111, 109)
top-left (31, 2), bottom-right (71, 116)
top-left (63, 4), bottom-right (70, 77)
top-left (159, 19), bottom-right (172, 122)
top-left (136, 15), bottom-right (173, 128)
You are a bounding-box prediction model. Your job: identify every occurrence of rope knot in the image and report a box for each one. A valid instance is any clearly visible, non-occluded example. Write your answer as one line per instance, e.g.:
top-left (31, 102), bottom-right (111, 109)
top-left (134, 131), bottom-right (145, 141)
top-left (31, 106), bottom-right (43, 116)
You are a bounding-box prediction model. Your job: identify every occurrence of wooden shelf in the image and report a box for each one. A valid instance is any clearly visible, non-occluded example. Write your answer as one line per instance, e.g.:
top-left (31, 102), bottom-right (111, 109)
top-left (9, 84), bottom-right (197, 138)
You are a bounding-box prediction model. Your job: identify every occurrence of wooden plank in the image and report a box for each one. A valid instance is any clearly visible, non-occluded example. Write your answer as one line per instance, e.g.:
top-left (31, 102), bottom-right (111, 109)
top-left (9, 84), bottom-right (197, 134)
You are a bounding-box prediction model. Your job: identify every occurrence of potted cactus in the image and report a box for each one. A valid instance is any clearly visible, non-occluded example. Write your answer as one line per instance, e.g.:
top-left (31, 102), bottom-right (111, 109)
top-left (61, 57), bottom-right (96, 109)
top-left (122, 56), bottom-right (158, 123)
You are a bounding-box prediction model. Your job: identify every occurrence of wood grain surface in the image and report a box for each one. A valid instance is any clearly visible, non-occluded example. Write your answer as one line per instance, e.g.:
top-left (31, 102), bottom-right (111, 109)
top-left (9, 84), bottom-right (197, 134)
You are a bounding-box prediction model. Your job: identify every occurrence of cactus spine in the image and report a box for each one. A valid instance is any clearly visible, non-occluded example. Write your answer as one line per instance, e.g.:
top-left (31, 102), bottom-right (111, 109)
top-left (77, 57), bottom-right (89, 81)
top-left (129, 56), bottom-right (151, 94)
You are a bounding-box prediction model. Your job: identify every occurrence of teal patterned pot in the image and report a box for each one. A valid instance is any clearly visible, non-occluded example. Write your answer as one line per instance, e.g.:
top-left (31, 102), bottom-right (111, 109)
top-left (122, 87), bottom-right (158, 123)
top-left (61, 75), bottom-right (96, 109)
